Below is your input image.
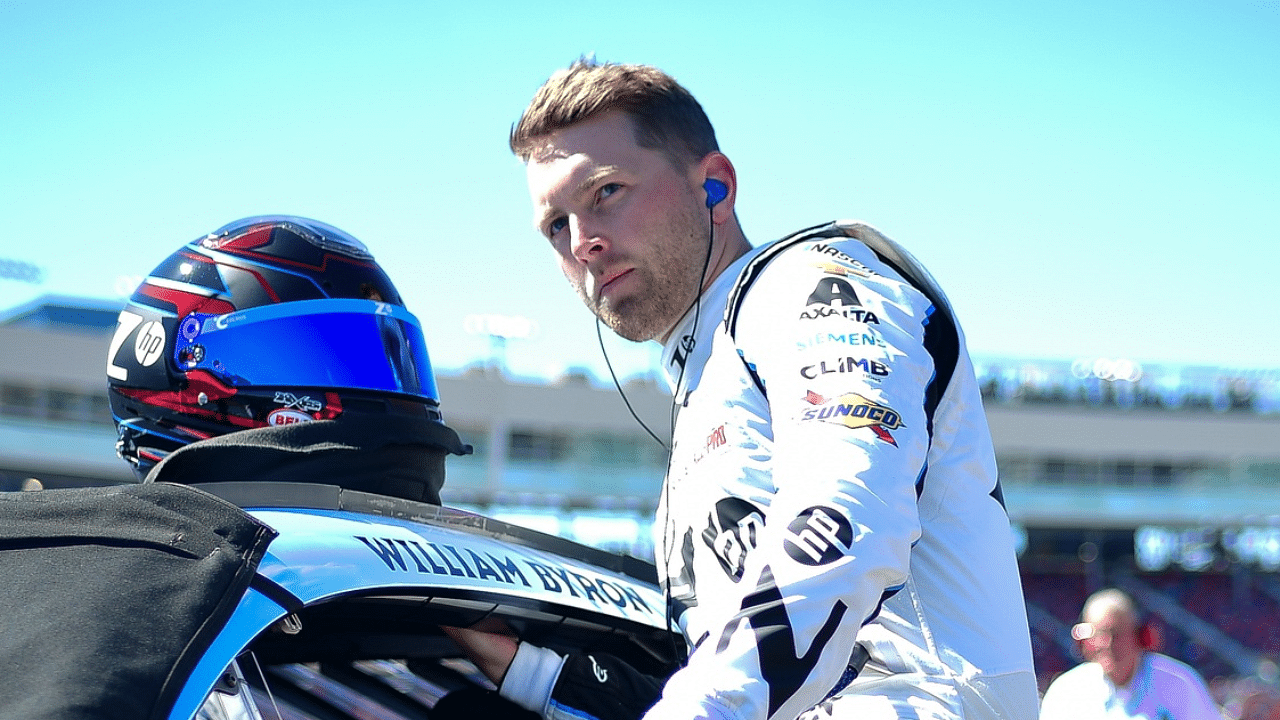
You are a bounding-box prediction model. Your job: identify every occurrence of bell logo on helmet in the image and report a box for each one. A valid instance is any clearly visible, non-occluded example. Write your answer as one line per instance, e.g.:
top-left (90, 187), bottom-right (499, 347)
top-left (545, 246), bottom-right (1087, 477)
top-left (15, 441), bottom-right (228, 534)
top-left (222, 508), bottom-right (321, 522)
top-left (267, 409), bottom-right (314, 426)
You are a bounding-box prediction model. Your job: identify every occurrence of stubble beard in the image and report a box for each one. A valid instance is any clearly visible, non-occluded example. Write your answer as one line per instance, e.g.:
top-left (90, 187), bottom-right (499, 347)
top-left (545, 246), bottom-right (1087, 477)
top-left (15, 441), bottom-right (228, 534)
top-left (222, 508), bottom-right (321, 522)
top-left (583, 206), bottom-right (708, 343)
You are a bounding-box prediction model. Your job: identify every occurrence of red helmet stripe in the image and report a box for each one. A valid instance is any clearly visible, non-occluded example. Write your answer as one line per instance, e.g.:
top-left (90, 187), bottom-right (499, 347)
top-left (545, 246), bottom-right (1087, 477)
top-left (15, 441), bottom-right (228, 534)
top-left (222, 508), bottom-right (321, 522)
top-left (137, 284), bottom-right (235, 318)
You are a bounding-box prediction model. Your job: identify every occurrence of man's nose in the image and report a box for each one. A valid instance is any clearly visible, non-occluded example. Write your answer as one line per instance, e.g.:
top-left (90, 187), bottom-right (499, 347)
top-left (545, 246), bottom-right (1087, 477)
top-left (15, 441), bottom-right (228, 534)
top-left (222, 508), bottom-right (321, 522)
top-left (570, 217), bottom-right (607, 263)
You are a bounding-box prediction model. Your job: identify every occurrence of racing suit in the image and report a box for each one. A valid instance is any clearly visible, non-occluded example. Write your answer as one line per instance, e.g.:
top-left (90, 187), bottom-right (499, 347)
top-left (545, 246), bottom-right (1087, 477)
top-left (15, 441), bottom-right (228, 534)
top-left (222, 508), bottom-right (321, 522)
top-left (647, 221), bottom-right (1038, 719)
top-left (493, 221), bottom-right (1038, 720)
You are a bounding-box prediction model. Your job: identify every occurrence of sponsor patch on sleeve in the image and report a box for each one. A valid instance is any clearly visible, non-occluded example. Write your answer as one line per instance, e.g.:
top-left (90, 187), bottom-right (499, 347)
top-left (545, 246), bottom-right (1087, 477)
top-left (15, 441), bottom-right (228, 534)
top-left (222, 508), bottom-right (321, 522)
top-left (799, 390), bottom-right (904, 446)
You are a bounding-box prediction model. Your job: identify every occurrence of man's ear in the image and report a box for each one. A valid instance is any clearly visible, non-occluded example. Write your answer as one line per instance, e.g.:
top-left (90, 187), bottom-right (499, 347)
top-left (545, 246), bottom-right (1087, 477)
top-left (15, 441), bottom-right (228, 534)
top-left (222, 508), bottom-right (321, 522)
top-left (697, 152), bottom-right (737, 224)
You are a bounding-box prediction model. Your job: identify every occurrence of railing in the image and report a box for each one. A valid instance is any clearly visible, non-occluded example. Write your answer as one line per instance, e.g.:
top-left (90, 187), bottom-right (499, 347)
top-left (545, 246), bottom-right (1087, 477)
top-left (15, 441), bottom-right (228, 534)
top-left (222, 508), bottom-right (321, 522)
top-left (975, 357), bottom-right (1280, 415)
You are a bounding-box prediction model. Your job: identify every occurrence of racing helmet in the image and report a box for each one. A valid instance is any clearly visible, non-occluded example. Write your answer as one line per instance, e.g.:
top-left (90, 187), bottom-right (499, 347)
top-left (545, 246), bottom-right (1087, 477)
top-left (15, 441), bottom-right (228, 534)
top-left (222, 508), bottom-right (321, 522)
top-left (106, 215), bottom-right (464, 477)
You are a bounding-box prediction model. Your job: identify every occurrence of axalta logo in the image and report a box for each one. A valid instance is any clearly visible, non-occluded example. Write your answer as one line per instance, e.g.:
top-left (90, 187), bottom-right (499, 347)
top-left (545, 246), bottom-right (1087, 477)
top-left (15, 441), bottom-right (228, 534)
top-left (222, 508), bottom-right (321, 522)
top-left (806, 277), bottom-right (860, 307)
top-left (268, 408), bottom-right (314, 426)
top-left (800, 276), bottom-right (881, 323)
top-left (800, 390), bottom-right (904, 445)
top-left (799, 306), bottom-right (881, 323)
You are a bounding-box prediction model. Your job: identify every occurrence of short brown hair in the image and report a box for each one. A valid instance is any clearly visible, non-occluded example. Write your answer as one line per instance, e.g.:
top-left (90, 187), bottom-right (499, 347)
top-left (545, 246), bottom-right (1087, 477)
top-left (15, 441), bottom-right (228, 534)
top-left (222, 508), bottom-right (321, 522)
top-left (510, 58), bottom-right (719, 167)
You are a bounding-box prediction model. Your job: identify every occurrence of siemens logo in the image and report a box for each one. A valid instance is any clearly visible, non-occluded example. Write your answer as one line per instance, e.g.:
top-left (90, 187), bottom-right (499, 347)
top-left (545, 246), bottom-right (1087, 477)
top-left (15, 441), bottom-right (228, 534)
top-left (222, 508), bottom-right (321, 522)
top-left (796, 330), bottom-right (886, 350)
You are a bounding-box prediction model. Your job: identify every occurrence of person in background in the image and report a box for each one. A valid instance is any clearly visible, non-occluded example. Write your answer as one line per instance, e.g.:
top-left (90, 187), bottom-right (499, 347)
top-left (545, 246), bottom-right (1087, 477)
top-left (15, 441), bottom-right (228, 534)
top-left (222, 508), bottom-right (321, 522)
top-left (1040, 588), bottom-right (1224, 720)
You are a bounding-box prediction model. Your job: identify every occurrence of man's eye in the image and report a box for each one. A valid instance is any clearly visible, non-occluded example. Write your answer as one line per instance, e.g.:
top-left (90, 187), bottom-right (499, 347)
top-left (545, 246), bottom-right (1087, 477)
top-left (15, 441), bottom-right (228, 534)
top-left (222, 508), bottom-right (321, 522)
top-left (548, 217), bottom-right (568, 236)
top-left (597, 183), bottom-right (621, 201)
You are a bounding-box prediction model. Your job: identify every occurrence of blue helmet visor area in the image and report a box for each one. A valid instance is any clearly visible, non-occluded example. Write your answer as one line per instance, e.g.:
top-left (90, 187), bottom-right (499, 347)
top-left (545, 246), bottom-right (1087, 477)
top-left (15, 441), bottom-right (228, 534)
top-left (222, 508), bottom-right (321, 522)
top-left (175, 299), bottom-right (440, 402)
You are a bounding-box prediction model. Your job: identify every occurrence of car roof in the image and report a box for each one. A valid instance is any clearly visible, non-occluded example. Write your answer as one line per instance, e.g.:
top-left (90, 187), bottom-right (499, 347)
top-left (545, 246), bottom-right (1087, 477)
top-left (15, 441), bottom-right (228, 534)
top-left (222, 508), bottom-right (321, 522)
top-left (170, 482), bottom-right (676, 720)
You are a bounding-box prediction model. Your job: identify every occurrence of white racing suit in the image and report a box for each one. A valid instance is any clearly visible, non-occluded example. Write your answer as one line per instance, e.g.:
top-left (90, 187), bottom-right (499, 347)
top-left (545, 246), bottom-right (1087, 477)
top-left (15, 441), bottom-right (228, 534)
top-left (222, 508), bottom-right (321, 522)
top-left (645, 221), bottom-right (1038, 720)
top-left (494, 221), bottom-right (1038, 720)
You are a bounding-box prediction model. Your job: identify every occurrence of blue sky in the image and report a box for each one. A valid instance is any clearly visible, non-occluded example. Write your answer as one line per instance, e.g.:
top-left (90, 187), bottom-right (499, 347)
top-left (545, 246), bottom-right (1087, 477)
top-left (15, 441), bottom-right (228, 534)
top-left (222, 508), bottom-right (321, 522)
top-left (2, 0), bottom-right (1277, 382)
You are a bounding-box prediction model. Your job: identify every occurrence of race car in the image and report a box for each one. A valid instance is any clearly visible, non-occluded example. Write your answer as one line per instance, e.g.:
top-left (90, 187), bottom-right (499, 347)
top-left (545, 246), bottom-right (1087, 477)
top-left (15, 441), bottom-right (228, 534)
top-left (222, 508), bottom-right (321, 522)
top-left (0, 480), bottom-right (677, 720)
top-left (0, 215), bottom-right (677, 719)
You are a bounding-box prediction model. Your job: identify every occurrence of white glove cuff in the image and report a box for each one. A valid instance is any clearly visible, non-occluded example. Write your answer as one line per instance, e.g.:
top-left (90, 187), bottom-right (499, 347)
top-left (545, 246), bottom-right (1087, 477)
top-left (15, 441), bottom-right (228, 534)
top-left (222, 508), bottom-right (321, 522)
top-left (497, 642), bottom-right (566, 716)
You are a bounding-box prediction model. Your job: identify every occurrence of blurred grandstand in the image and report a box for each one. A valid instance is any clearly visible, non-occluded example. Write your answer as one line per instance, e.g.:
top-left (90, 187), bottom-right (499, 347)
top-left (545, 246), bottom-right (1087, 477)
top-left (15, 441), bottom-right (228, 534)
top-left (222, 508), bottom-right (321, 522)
top-left (3, 295), bottom-right (1278, 716)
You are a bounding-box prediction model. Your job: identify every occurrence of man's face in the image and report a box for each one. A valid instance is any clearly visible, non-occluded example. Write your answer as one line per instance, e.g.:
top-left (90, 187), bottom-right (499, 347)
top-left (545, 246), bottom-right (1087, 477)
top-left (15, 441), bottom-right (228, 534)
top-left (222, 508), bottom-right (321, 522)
top-left (525, 111), bottom-right (710, 342)
top-left (1080, 606), bottom-right (1142, 686)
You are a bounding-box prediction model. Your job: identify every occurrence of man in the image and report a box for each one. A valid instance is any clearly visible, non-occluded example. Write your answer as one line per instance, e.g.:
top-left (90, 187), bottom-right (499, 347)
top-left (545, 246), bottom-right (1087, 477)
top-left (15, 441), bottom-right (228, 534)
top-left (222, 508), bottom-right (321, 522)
top-left (1040, 589), bottom-right (1224, 720)
top-left (447, 59), bottom-right (1038, 720)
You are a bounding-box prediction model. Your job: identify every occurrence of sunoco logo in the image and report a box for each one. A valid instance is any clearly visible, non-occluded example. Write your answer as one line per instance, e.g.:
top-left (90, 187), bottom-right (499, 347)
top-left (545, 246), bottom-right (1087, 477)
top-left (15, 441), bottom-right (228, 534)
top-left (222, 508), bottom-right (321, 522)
top-left (800, 390), bottom-right (904, 446)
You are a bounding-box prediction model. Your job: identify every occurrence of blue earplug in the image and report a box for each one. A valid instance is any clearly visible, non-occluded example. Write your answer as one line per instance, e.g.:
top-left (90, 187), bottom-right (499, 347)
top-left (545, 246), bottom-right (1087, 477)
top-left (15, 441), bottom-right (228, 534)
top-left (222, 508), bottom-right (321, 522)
top-left (704, 179), bottom-right (728, 208)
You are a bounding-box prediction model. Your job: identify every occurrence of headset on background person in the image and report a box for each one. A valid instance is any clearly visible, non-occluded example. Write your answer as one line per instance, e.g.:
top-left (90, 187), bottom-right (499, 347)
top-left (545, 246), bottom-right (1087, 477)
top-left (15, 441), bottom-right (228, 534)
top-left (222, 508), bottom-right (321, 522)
top-left (1071, 605), bottom-right (1162, 656)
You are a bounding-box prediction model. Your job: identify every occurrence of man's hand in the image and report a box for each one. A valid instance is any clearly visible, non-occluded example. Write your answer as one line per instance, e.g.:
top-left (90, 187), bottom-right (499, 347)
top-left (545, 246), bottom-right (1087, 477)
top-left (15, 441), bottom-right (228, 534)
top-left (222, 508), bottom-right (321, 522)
top-left (441, 619), bottom-right (520, 686)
